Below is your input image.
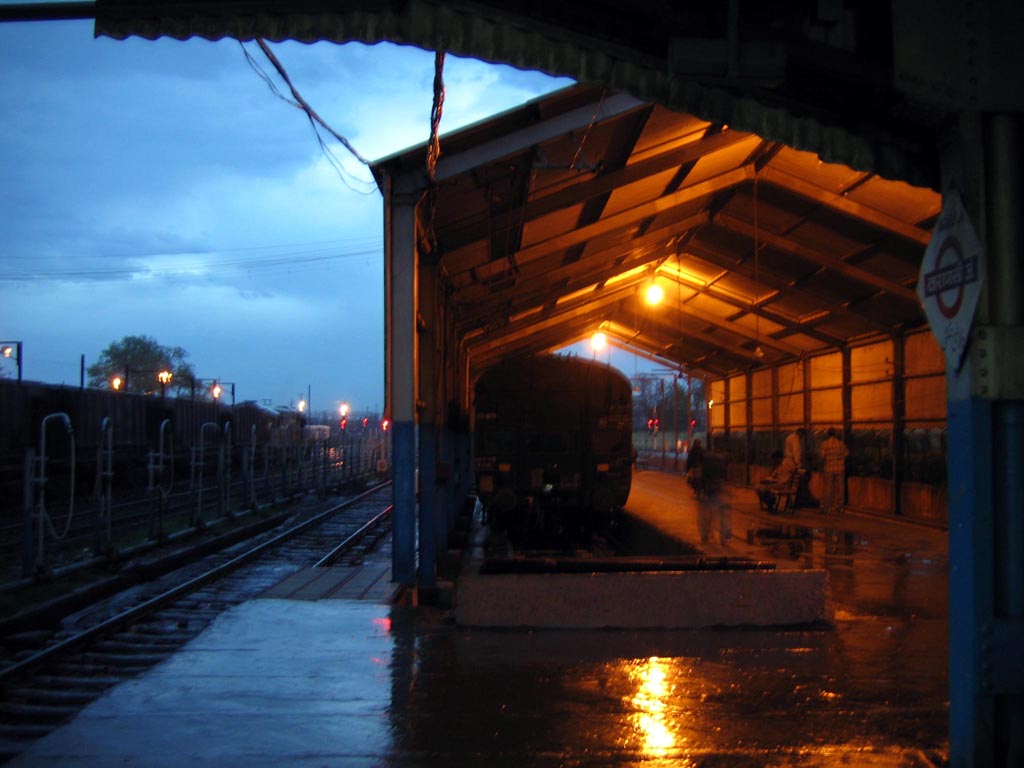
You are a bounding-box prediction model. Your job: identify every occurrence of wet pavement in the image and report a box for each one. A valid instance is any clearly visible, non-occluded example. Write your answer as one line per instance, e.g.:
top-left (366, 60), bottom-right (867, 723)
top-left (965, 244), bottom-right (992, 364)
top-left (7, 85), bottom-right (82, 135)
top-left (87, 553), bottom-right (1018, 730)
top-left (7, 470), bottom-right (950, 767)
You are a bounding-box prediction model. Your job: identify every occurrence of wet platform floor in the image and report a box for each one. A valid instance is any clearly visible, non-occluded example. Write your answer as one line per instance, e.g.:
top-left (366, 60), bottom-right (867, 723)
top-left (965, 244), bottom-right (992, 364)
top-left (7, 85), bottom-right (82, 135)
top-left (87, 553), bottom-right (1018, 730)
top-left (7, 470), bottom-right (950, 766)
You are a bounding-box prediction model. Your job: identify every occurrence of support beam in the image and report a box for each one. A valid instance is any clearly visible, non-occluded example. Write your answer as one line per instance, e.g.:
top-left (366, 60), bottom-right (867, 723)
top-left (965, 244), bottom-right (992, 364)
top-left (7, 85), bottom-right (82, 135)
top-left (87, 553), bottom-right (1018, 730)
top-left (441, 126), bottom-right (755, 252)
top-left (685, 238), bottom-right (894, 337)
top-left (435, 92), bottom-right (647, 182)
top-left (717, 212), bottom-right (920, 303)
top-left (758, 166), bottom-right (934, 246)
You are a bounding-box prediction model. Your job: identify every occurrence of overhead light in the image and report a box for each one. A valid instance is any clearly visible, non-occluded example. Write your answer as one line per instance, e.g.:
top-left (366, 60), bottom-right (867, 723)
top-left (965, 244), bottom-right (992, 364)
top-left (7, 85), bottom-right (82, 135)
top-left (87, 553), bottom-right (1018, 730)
top-left (754, 345), bottom-right (765, 358)
top-left (645, 283), bottom-right (664, 306)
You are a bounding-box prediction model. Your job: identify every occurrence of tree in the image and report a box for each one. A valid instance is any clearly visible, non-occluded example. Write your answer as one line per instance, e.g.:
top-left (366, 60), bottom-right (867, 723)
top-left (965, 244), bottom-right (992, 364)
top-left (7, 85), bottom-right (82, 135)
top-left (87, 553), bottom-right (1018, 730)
top-left (87, 335), bottom-right (198, 396)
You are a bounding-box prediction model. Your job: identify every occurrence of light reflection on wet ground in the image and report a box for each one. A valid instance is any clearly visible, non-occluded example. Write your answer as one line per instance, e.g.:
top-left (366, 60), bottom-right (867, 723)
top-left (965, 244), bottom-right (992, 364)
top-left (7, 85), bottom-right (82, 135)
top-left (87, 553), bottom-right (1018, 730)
top-left (384, 474), bottom-right (949, 766)
top-left (386, 609), bottom-right (947, 766)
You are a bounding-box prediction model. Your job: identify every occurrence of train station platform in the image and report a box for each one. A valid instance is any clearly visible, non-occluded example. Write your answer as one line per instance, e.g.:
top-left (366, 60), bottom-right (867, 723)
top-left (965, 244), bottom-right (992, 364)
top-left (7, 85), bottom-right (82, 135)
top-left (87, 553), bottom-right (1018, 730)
top-left (7, 469), bottom-right (950, 767)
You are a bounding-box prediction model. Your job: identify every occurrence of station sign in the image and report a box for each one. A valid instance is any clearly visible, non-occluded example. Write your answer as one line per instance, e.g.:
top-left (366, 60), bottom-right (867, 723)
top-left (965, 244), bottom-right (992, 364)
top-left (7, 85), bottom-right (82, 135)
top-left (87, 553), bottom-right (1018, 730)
top-left (916, 189), bottom-right (986, 373)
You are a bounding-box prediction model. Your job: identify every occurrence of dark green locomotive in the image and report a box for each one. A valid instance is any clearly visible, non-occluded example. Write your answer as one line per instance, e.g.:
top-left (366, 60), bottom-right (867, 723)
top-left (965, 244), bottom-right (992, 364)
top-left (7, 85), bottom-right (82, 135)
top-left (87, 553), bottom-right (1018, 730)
top-left (473, 354), bottom-right (633, 536)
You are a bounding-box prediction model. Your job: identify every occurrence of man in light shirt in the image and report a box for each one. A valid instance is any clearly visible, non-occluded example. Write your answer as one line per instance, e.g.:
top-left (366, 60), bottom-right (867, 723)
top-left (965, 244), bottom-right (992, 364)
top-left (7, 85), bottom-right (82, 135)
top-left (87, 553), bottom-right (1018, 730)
top-left (783, 427), bottom-right (806, 474)
top-left (820, 428), bottom-right (849, 514)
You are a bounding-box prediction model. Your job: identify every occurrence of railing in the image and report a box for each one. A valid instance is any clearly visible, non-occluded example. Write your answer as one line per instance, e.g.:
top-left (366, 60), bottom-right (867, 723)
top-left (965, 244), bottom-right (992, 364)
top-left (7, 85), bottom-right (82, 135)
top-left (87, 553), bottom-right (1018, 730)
top-left (4, 413), bottom-right (391, 584)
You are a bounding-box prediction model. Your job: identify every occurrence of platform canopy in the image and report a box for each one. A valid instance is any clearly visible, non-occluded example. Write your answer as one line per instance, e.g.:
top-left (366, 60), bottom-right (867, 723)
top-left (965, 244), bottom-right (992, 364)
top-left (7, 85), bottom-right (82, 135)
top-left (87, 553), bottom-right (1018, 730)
top-left (372, 84), bottom-right (941, 379)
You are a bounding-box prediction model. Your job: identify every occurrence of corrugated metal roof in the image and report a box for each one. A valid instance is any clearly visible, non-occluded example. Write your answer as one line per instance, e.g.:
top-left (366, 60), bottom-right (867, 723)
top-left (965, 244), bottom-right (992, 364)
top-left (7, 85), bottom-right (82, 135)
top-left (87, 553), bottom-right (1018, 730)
top-left (374, 84), bottom-right (941, 378)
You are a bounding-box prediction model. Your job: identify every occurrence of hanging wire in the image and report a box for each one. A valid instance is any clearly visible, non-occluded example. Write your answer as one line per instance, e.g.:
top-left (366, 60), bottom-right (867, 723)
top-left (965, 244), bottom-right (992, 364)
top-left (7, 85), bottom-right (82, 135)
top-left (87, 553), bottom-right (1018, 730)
top-left (568, 89), bottom-right (606, 172)
top-left (425, 51), bottom-right (446, 253)
top-left (240, 40), bottom-right (376, 195)
top-left (426, 50), bottom-right (446, 184)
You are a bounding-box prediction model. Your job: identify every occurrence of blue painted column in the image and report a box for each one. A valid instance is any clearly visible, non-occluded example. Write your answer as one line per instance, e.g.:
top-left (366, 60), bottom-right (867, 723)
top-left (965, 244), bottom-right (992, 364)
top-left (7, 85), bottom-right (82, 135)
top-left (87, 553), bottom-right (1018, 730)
top-left (945, 113), bottom-right (1024, 767)
top-left (418, 422), bottom-right (436, 587)
top-left (385, 177), bottom-right (421, 587)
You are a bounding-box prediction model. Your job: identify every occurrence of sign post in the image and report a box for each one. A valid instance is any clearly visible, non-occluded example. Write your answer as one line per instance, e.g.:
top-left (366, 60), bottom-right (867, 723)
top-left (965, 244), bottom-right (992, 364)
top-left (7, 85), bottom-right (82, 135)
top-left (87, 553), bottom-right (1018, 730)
top-left (916, 189), bottom-right (986, 374)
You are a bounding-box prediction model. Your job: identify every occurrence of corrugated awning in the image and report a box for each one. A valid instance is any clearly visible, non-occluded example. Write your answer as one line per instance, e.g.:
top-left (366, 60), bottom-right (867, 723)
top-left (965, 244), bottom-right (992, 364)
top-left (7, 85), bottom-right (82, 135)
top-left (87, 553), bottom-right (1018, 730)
top-left (94, 0), bottom-right (943, 188)
top-left (373, 84), bottom-right (941, 378)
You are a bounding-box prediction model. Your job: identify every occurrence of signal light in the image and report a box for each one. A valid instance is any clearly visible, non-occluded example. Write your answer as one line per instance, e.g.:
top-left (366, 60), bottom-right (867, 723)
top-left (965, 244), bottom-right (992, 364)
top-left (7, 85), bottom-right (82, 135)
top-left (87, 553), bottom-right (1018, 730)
top-left (340, 417), bottom-right (347, 430)
top-left (362, 417), bottom-right (368, 428)
top-left (381, 419), bottom-right (390, 431)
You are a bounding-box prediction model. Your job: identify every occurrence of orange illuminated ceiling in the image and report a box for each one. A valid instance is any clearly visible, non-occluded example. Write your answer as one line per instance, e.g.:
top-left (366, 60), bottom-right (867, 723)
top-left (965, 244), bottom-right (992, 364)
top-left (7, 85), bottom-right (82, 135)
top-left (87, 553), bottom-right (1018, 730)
top-left (373, 84), bottom-right (941, 378)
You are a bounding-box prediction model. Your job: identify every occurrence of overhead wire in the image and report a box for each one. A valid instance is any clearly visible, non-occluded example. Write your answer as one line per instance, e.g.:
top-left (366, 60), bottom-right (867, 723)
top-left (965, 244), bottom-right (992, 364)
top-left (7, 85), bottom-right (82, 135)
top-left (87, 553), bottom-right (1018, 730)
top-left (239, 39), bottom-right (377, 196)
top-left (1, 238), bottom-right (382, 282)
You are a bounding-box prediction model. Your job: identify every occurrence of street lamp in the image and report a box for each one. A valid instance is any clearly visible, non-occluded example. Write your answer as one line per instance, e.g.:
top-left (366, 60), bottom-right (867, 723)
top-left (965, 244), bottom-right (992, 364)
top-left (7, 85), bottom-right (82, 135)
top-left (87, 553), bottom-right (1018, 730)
top-left (1, 341), bottom-right (23, 382)
top-left (297, 397), bottom-right (307, 413)
top-left (112, 367), bottom-right (174, 396)
top-left (192, 378), bottom-right (235, 405)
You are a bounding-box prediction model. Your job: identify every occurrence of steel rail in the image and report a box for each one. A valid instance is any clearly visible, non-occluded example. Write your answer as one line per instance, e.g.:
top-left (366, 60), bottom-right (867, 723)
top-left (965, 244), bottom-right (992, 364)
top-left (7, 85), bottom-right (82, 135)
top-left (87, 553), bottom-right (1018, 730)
top-left (0, 481), bottom-right (392, 685)
top-left (313, 504), bottom-right (393, 568)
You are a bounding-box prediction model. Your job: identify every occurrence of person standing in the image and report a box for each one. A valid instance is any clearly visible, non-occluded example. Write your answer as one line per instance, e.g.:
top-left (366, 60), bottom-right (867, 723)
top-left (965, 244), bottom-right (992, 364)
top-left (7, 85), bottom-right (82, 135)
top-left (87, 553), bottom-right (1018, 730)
top-left (783, 427), bottom-right (806, 473)
top-left (696, 450), bottom-right (731, 545)
top-left (685, 438), bottom-right (705, 498)
top-left (819, 428), bottom-right (849, 514)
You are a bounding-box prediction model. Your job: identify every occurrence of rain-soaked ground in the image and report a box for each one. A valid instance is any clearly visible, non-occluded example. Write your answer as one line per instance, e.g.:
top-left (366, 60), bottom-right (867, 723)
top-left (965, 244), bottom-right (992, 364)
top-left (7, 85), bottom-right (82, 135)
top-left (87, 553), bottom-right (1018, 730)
top-left (382, 474), bottom-right (949, 766)
top-left (7, 470), bottom-right (949, 767)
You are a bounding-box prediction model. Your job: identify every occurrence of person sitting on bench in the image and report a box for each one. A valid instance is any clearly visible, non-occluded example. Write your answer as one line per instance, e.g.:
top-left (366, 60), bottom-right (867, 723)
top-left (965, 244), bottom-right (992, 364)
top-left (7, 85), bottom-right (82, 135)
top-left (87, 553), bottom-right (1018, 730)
top-left (756, 450), bottom-right (790, 510)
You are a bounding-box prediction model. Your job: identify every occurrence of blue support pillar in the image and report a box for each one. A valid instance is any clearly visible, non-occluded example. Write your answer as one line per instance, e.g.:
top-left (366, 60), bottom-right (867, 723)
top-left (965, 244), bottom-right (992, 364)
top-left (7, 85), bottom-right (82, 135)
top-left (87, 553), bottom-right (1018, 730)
top-left (417, 422), bottom-right (437, 587)
top-left (943, 112), bottom-right (1024, 767)
top-left (392, 420), bottom-right (416, 585)
top-left (947, 394), bottom-right (995, 764)
top-left (385, 177), bottom-right (421, 587)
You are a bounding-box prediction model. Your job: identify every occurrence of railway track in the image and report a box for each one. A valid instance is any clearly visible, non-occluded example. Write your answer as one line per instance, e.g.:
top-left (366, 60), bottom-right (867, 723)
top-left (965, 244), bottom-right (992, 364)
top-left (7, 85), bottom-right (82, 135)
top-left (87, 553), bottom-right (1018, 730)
top-left (0, 482), bottom-right (393, 763)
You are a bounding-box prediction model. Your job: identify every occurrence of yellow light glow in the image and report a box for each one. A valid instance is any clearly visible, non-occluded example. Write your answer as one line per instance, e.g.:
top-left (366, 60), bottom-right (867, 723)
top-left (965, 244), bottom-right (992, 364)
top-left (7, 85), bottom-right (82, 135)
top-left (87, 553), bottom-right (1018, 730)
top-left (158, 370), bottom-right (172, 384)
top-left (591, 332), bottom-right (607, 352)
top-left (708, 399), bottom-right (714, 407)
top-left (627, 657), bottom-right (676, 756)
top-left (111, 376), bottom-right (122, 391)
top-left (212, 383), bottom-right (222, 399)
top-left (298, 399), bottom-right (306, 413)
top-left (1, 346), bottom-right (11, 358)
top-left (339, 403), bottom-right (350, 417)
top-left (645, 283), bottom-right (664, 305)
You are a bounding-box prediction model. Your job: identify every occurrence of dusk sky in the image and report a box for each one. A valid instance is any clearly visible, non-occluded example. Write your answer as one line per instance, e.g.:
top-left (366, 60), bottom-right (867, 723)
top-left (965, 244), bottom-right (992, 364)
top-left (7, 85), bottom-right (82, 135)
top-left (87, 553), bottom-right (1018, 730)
top-left (1, 17), bottom-right (578, 414)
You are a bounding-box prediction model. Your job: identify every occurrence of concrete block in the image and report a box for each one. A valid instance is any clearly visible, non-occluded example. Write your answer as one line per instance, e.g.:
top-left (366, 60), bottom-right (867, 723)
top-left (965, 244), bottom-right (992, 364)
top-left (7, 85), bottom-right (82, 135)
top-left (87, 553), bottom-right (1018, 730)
top-left (455, 569), bottom-right (832, 628)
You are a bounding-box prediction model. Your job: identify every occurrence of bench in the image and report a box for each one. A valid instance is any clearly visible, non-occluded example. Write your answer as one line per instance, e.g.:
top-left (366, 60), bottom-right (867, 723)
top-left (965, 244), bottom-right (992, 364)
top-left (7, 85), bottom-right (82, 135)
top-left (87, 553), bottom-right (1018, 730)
top-left (755, 469), bottom-right (805, 514)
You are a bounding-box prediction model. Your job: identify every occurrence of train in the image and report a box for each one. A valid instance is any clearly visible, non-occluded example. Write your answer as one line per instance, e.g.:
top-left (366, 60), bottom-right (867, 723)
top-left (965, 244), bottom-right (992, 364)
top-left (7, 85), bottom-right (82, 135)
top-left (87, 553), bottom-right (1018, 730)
top-left (473, 354), bottom-right (633, 540)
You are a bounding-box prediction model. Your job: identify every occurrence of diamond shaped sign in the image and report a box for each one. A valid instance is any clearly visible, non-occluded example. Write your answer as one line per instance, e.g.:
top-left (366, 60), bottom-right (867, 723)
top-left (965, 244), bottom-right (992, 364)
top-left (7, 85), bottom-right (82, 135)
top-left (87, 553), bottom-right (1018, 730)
top-left (916, 189), bottom-right (986, 374)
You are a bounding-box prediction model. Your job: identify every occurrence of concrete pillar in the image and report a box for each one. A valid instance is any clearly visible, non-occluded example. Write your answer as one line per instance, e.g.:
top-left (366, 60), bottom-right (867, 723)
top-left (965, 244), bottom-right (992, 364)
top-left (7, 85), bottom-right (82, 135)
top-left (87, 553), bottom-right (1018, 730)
top-left (385, 178), bottom-right (421, 587)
